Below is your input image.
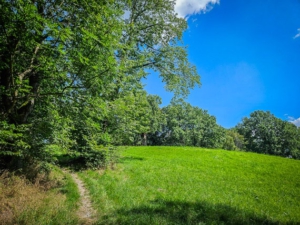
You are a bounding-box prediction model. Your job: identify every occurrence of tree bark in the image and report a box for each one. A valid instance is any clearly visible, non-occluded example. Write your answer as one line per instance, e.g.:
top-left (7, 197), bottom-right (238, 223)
top-left (141, 133), bottom-right (147, 146)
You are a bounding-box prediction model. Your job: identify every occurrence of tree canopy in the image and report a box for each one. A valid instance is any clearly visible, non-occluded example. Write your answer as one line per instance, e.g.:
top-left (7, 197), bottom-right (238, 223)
top-left (155, 99), bottom-right (225, 148)
top-left (0, 0), bottom-right (201, 168)
top-left (1, 0), bottom-right (299, 170)
top-left (236, 111), bottom-right (300, 158)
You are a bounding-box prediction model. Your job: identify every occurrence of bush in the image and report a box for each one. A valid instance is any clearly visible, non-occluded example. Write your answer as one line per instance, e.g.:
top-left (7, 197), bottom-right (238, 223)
top-left (0, 121), bottom-right (30, 169)
top-left (223, 135), bottom-right (236, 150)
top-left (57, 147), bottom-right (120, 170)
top-left (223, 130), bottom-right (246, 151)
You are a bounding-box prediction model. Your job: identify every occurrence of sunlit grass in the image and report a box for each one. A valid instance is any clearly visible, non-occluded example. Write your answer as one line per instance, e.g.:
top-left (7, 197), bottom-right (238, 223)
top-left (80, 146), bottom-right (300, 225)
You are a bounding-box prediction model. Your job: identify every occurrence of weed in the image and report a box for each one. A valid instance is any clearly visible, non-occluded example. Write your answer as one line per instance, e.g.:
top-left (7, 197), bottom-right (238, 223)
top-left (0, 168), bottom-right (78, 225)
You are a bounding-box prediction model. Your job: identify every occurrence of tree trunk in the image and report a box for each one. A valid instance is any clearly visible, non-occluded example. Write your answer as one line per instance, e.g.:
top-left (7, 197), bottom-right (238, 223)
top-left (141, 133), bottom-right (147, 146)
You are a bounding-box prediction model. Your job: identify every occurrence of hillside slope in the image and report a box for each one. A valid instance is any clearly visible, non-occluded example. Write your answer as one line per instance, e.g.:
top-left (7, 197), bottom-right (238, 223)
top-left (80, 146), bottom-right (300, 225)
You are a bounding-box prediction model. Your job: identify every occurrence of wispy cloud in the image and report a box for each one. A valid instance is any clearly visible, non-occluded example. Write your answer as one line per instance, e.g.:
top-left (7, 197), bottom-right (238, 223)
top-left (175, 0), bottom-right (220, 19)
top-left (288, 116), bottom-right (300, 127)
top-left (293, 28), bottom-right (300, 39)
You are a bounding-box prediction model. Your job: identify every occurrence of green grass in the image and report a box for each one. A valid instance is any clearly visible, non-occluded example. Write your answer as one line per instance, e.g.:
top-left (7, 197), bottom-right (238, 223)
top-left (0, 166), bottom-right (80, 225)
top-left (79, 146), bottom-right (300, 225)
top-left (59, 169), bottom-right (81, 212)
top-left (18, 167), bottom-right (80, 225)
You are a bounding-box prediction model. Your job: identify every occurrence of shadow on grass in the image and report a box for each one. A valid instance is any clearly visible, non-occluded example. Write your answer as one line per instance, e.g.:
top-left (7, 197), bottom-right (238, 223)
top-left (119, 156), bottom-right (145, 163)
top-left (55, 154), bottom-right (83, 171)
top-left (96, 199), bottom-right (298, 225)
top-left (55, 154), bottom-right (103, 171)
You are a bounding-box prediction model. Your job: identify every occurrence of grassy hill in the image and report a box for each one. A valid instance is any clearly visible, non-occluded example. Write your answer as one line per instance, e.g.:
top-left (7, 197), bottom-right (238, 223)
top-left (79, 146), bottom-right (300, 225)
top-left (2, 146), bottom-right (299, 224)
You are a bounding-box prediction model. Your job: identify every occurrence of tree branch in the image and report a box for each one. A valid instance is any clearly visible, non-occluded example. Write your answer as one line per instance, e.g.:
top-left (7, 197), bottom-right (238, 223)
top-left (18, 45), bottom-right (40, 80)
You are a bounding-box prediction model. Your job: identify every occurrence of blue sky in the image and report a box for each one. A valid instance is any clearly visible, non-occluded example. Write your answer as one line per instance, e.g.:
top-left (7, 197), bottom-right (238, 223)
top-left (144, 0), bottom-right (300, 128)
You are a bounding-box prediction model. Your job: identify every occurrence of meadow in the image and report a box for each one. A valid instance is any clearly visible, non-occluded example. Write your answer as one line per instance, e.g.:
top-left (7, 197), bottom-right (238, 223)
top-left (79, 146), bottom-right (300, 225)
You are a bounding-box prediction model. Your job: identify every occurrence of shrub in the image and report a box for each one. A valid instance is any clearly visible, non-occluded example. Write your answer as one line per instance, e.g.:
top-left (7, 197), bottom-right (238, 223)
top-left (57, 147), bottom-right (120, 170)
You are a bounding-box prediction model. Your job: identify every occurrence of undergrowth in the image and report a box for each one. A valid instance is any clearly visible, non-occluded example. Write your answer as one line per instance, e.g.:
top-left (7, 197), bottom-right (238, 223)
top-left (0, 167), bottom-right (79, 225)
top-left (56, 146), bottom-right (121, 171)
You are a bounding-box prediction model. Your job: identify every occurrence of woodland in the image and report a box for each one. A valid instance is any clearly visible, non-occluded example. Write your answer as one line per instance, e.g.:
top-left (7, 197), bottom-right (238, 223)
top-left (1, 0), bottom-right (300, 171)
top-left (1, 1), bottom-right (300, 224)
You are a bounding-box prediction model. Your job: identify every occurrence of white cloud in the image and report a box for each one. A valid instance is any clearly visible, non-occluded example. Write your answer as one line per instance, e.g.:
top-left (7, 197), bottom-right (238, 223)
top-left (175, 0), bottom-right (219, 18)
top-left (288, 117), bottom-right (300, 127)
top-left (293, 28), bottom-right (300, 39)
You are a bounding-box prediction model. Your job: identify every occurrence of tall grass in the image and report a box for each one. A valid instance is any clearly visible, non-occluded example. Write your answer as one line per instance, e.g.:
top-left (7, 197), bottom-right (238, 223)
top-left (0, 167), bottom-right (79, 225)
top-left (80, 146), bottom-right (300, 225)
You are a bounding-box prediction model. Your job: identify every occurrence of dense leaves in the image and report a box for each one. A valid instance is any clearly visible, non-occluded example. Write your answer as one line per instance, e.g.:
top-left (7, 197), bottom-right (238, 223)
top-left (1, 0), bottom-right (299, 171)
top-left (152, 99), bottom-right (226, 148)
top-left (0, 0), bottom-right (200, 169)
top-left (223, 129), bottom-right (246, 151)
top-left (236, 111), bottom-right (300, 158)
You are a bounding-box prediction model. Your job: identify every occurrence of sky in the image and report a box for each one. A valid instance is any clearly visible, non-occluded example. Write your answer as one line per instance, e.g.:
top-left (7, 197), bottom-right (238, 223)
top-left (143, 0), bottom-right (300, 128)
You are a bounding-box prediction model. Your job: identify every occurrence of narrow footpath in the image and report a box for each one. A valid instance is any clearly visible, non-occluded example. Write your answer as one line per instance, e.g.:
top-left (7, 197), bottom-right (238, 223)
top-left (70, 173), bottom-right (97, 225)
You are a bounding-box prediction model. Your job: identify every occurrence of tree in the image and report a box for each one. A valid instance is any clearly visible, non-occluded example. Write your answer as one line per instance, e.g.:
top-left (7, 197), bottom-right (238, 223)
top-left (104, 90), bottom-right (151, 146)
top-left (137, 95), bottom-right (166, 146)
top-left (121, 0), bottom-right (200, 97)
top-left (236, 111), bottom-right (300, 158)
top-left (156, 99), bottom-right (225, 148)
top-left (0, 0), bottom-right (200, 168)
top-left (0, 0), bottom-right (125, 167)
top-left (279, 121), bottom-right (300, 158)
top-left (222, 129), bottom-right (246, 151)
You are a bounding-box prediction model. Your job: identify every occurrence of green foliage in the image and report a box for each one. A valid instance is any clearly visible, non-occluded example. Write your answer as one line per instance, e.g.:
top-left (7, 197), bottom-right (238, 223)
top-left (154, 99), bottom-right (226, 148)
top-left (0, 120), bottom-right (55, 171)
top-left (106, 91), bottom-right (152, 145)
top-left (236, 110), bottom-right (300, 158)
top-left (0, 121), bottom-right (30, 158)
top-left (57, 147), bottom-right (120, 171)
top-left (78, 150), bottom-right (107, 170)
top-left (79, 147), bottom-right (120, 170)
top-left (80, 146), bottom-right (300, 224)
top-left (223, 129), bottom-right (246, 150)
top-left (122, 0), bottom-right (200, 97)
top-left (222, 133), bottom-right (236, 150)
top-left (0, 0), bottom-right (200, 168)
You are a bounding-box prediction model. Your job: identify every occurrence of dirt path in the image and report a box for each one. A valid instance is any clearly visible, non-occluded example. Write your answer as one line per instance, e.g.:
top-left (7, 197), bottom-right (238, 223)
top-left (70, 173), bottom-right (97, 225)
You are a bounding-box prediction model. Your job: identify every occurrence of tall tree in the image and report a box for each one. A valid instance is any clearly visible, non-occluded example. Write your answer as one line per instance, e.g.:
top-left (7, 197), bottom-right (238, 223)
top-left (0, 0), bottom-right (200, 167)
top-left (142, 95), bottom-right (166, 146)
top-left (120, 0), bottom-right (200, 97)
top-left (0, 0), bottom-right (125, 166)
